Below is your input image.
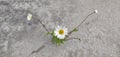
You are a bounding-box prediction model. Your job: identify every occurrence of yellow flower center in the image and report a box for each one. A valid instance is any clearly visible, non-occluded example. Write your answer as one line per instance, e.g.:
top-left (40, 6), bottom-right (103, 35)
top-left (59, 29), bottom-right (64, 35)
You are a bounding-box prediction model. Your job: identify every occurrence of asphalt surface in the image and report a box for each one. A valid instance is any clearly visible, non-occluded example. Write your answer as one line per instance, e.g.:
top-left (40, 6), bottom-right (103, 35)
top-left (0, 0), bottom-right (120, 57)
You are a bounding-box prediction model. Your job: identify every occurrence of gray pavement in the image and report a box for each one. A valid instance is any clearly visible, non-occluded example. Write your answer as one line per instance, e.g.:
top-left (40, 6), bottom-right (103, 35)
top-left (0, 0), bottom-right (120, 57)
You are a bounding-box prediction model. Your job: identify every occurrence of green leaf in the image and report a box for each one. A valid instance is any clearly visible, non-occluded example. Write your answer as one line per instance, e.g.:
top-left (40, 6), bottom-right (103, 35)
top-left (51, 30), bottom-right (65, 46)
top-left (46, 32), bottom-right (51, 35)
top-left (73, 28), bottom-right (78, 32)
top-left (51, 30), bottom-right (54, 36)
top-left (57, 39), bottom-right (61, 45)
top-left (60, 40), bottom-right (63, 44)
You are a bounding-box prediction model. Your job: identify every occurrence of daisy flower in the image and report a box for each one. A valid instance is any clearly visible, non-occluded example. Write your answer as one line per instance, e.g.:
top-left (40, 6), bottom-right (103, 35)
top-left (27, 13), bottom-right (32, 21)
top-left (95, 9), bottom-right (98, 13)
top-left (54, 26), bottom-right (68, 39)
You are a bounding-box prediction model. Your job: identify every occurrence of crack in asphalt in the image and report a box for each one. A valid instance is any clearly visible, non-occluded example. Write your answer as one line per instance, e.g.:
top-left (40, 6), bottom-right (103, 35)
top-left (27, 45), bottom-right (45, 57)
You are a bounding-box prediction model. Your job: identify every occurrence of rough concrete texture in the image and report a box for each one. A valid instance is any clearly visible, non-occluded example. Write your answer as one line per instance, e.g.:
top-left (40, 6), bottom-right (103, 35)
top-left (0, 0), bottom-right (120, 57)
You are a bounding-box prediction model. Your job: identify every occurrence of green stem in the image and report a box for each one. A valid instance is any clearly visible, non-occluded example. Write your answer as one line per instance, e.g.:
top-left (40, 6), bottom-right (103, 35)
top-left (66, 38), bottom-right (81, 41)
top-left (37, 19), bottom-right (50, 33)
top-left (67, 11), bottom-right (96, 38)
top-left (32, 14), bottom-right (50, 33)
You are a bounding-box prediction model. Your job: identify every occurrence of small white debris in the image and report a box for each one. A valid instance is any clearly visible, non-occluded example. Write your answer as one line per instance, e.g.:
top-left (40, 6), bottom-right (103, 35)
top-left (95, 9), bottom-right (98, 13)
top-left (27, 13), bottom-right (32, 21)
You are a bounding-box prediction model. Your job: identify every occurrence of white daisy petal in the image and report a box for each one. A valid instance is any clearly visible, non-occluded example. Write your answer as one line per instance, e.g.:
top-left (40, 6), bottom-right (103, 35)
top-left (54, 26), bottom-right (68, 39)
top-left (95, 9), bottom-right (98, 13)
top-left (55, 31), bottom-right (59, 36)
